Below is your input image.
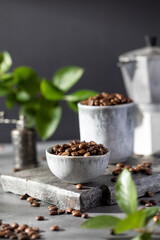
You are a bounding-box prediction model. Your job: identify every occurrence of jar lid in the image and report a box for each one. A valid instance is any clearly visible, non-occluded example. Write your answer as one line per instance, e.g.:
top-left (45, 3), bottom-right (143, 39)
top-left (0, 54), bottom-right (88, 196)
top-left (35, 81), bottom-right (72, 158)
top-left (119, 36), bottom-right (160, 63)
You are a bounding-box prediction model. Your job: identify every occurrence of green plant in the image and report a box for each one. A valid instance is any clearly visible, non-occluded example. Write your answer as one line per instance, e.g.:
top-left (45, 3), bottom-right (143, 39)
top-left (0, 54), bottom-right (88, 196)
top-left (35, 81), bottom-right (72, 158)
top-left (81, 169), bottom-right (160, 240)
top-left (0, 51), bottom-right (98, 140)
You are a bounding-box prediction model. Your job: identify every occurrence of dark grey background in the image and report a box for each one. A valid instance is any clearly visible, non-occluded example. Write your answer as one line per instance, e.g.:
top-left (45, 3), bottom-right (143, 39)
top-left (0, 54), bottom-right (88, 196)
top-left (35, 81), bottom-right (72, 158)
top-left (0, 0), bottom-right (160, 143)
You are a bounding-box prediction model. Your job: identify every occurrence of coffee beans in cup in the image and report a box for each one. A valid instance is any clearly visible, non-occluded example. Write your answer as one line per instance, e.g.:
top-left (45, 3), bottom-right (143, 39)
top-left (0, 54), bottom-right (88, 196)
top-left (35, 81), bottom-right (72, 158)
top-left (81, 92), bottom-right (132, 106)
top-left (51, 140), bottom-right (108, 157)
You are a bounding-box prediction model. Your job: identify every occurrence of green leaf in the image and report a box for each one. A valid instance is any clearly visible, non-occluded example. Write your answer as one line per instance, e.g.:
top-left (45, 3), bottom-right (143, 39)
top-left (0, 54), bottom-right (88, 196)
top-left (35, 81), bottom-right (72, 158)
top-left (115, 211), bottom-right (146, 234)
top-left (0, 73), bottom-right (17, 88)
top-left (68, 101), bottom-right (78, 112)
top-left (20, 100), bottom-right (40, 127)
top-left (131, 233), bottom-right (151, 240)
top-left (14, 66), bottom-right (40, 96)
top-left (40, 79), bottom-right (63, 101)
top-left (116, 169), bottom-right (137, 214)
top-left (52, 66), bottom-right (84, 92)
top-left (36, 103), bottom-right (62, 140)
top-left (0, 86), bottom-right (8, 96)
top-left (6, 91), bottom-right (16, 109)
top-left (16, 91), bottom-right (31, 103)
top-left (142, 207), bottom-right (159, 226)
top-left (81, 215), bottom-right (120, 229)
top-left (0, 51), bottom-right (12, 74)
top-left (65, 89), bottom-right (98, 102)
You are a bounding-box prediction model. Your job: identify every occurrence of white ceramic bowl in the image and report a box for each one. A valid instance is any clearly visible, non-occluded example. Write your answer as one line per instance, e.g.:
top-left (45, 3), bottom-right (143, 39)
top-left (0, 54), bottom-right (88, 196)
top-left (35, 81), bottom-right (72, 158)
top-left (46, 147), bottom-right (110, 184)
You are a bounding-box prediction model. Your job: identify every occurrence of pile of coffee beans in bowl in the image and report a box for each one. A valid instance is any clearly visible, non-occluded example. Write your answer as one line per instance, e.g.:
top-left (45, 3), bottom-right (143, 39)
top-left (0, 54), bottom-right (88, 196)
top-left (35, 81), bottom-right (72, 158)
top-left (51, 140), bottom-right (108, 157)
top-left (81, 92), bottom-right (132, 106)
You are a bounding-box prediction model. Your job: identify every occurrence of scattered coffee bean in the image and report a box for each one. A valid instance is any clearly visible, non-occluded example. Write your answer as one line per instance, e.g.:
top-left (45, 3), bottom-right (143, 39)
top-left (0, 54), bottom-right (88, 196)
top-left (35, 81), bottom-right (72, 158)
top-left (124, 165), bottom-right (132, 169)
top-left (27, 197), bottom-right (36, 202)
top-left (66, 208), bottom-right (73, 214)
top-left (146, 190), bottom-right (154, 197)
top-left (142, 162), bottom-right (152, 168)
top-left (48, 206), bottom-right (57, 211)
top-left (52, 141), bottom-right (108, 157)
top-left (145, 202), bottom-right (153, 207)
top-left (129, 168), bottom-right (135, 173)
top-left (116, 163), bottom-right (124, 168)
top-left (81, 213), bottom-right (88, 219)
top-left (11, 223), bottom-right (19, 229)
top-left (31, 233), bottom-right (40, 239)
top-left (149, 199), bottom-right (157, 205)
top-left (32, 227), bottom-right (39, 232)
top-left (50, 225), bottom-right (59, 231)
top-left (145, 169), bottom-right (152, 175)
top-left (28, 231), bottom-right (36, 237)
top-left (36, 216), bottom-right (44, 221)
top-left (19, 194), bottom-right (28, 200)
top-left (75, 184), bottom-right (83, 189)
top-left (72, 210), bottom-right (82, 217)
top-left (25, 227), bottom-right (32, 233)
top-left (153, 215), bottom-right (159, 222)
top-left (139, 206), bottom-right (146, 210)
top-left (110, 229), bottom-right (115, 235)
top-left (57, 209), bottom-right (65, 215)
top-left (139, 199), bottom-right (148, 205)
top-left (49, 211), bottom-right (58, 215)
top-left (31, 202), bottom-right (40, 207)
top-left (111, 177), bottom-right (117, 182)
top-left (12, 167), bottom-right (20, 172)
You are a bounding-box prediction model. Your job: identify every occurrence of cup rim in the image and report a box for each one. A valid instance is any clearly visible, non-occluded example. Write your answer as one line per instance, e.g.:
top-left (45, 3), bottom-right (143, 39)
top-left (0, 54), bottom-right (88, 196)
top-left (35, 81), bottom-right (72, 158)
top-left (46, 147), bottom-right (111, 159)
top-left (77, 101), bottom-right (134, 110)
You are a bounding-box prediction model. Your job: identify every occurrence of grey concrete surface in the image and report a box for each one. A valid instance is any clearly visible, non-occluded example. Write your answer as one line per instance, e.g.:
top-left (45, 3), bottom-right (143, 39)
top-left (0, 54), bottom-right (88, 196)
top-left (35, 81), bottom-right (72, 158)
top-left (0, 142), bottom-right (160, 240)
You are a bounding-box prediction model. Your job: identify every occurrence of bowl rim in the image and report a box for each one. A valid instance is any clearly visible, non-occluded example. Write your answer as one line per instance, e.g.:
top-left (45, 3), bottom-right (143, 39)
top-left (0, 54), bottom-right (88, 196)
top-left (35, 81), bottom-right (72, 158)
top-left (46, 147), bottom-right (111, 159)
top-left (78, 101), bottom-right (134, 110)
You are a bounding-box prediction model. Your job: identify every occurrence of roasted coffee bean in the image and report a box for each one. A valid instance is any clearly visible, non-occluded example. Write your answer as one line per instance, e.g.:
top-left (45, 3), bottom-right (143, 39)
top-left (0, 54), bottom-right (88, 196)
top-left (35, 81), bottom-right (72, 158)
top-left (81, 213), bottom-right (88, 218)
top-left (72, 210), bottom-right (82, 217)
top-left (57, 209), bottom-right (65, 215)
top-left (18, 235), bottom-right (29, 240)
top-left (31, 202), bottom-right (40, 207)
top-left (149, 199), bottom-right (157, 205)
top-left (134, 166), bottom-right (141, 173)
top-left (31, 234), bottom-right (40, 239)
top-left (50, 225), bottom-right (59, 231)
top-left (0, 231), bottom-right (5, 237)
top-left (27, 197), bottom-right (36, 202)
top-left (48, 205), bottom-right (55, 209)
top-left (36, 216), bottom-right (44, 221)
top-left (112, 170), bottom-right (121, 176)
top-left (139, 206), bottom-right (146, 211)
top-left (79, 143), bottom-right (88, 149)
top-left (78, 149), bottom-right (86, 155)
top-left (129, 168), bottom-right (135, 173)
top-left (142, 162), bottom-right (152, 168)
top-left (61, 151), bottom-right (70, 156)
top-left (139, 199), bottom-right (148, 205)
top-left (25, 227), bottom-right (33, 233)
top-left (153, 215), bottom-right (159, 222)
top-left (145, 169), bottom-right (152, 175)
top-left (19, 194), bottom-right (28, 200)
top-left (28, 231), bottom-right (36, 237)
top-left (145, 202), bottom-right (153, 207)
top-left (146, 190), bottom-right (154, 197)
top-left (75, 184), bottom-right (83, 189)
top-left (124, 165), bottom-right (132, 169)
top-left (66, 208), bottom-right (73, 214)
top-left (48, 206), bottom-right (57, 211)
top-left (110, 229), bottom-right (115, 235)
top-left (84, 152), bottom-right (90, 157)
top-left (32, 227), bottom-right (39, 232)
top-left (9, 234), bottom-right (18, 239)
top-left (111, 177), bottom-right (117, 182)
top-left (49, 211), bottom-right (58, 215)
top-left (16, 225), bottom-right (27, 232)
